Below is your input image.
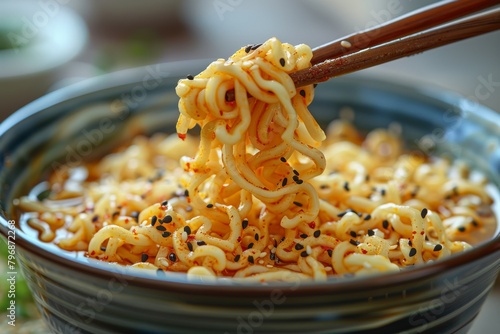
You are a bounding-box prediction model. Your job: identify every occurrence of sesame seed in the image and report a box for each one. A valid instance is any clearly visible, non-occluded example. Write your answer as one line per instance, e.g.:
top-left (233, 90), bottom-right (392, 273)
top-left (337, 209), bottom-right (356, 218)
top-left (327, 249), bottom-right (333, 257)
top-left (197, 241), bottom-right (207, 246)
top-left (161, 200), bottom-right (169, 207)
top-left (131, 211), bottom-right (139, 220)
top-left (299, 90), bottom-right (306, 97)
top-left (242, 219), bottom-right (249, 229)
top-left (313, 230), bottom-right (321, 238)
top-left (458, 226), bottom-right (466, 232)
top-left (181, 232), bottom-right (188, 241)
top-left (306, 245), bottom-right (312, 255)
top-left (364, 214), bottom-right (371, 221)
top-left (296, 179), bottom-right (303, 185)
top-left (409, 248), bottom-right (417, 257)
top-left (92, 215), bottom-right (99, 223)
top-left (169, 253), bottom-right (177, 262)
top-left (292, 175), bottom-right (299, 182)
top-left (349, 231), bottom-right (357, 238)
top-left (156, 225), bottom-right (166, 231)
top-left (100, 246), bottom-right (106, 251)
top-left (293, 201), bottom-right (303, 207)
top-left (280, 157), bottom-right (286, 162)
top-left (421, 208), bottom-right (428, 219)
top-left (206, 203), bottom-right (214, 208)
top-left (300, 251), bottom-right (308, 257)
top-left (300, 233), bottom-right (308, 239)
top-left (187, 242), bottom-right (193, 252)
top-left (408, 240), bottom-right (413, 247)
top-left (349, 239), bottom-right (360, 246)
top-left (250, 43), bottom-right (262, 51)
top-left (381, 189), bottom-right (386, 196)
top-left (244, 45), bottom-right (252, 53)
top-left (141, 253), bottom-right (148, 262)
top-left (184, 226), bottom-right (192, 235)
top-left (368, 229), bottom-right (375, 236)
top-left (340, 40), bottom-right (352, 48)
top-left (282, 178), bottom-right (288, 187)
top-left (184, 189), bottom-right (189, 197)
top-left (295, 243), bottom-right (304, 250)
top-left (472, 220), bottom-right (479, 227)
top-left (293, 170), bottom-right (299, 176)
top-left (320, 184), bottom-right (329, 189)
top-left (254, 233), bottom-right (259, 241)
top-left (151, 216), bottom-right (158, 226)
top-left (270, 252), bottom-right (276, 260)
top-left (162, 231), bottom-right (171, 238)
top-left (248, 243), bottom-right (254, 249)
top-left (382, 220), bottom-right (389, 229)
top-left (248, 255), bottom-right (254, 264)
top-left (433, 244), bottom-right (443, 251)
top-left (187, 75), bottom-right (194, 80)
top-left (112, 211), bottom-right (119, 219)
top-left (162, 215), bottom-right (173, 224)
top-left (344, 182), bottom-right (350, 192)
top-left (260, 252), bottom-right (267, 258)
top-left (279, 58), bottom-right (285, 67)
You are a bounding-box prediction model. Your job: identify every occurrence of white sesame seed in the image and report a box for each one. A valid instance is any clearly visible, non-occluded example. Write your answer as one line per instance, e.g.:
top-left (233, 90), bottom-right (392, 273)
top-left (181, 231), bottom-right (188, 241)
top-left (259, 252), bottom-right (267, 258)
top-left (306, 245), bottom-right (312, 255)
top-left (270, 247), bottom-right (276, 254)
top-left (340, 40), bottom-right (352, 48)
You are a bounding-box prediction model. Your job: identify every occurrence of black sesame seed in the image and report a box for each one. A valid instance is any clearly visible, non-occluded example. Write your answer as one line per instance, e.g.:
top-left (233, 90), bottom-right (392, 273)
top-left (382, 220), bottom-right (389, 229)
top-left (242, 219), bottom-right (249, 229)
top-left (234, 254), bottom-right (241, 262)
top-left (254, 233), bottom-right (259, 241)
top-left (313, 230), bottom-right (321, 238)
top-left (296, 179), bottom-right (303, 185)
top-left (187, 75), bottom-right (194, 80)
top-left (184, 226), bottom-right (192, 235)
top-left (156, 225), bottom-right (166, 231)
top-left (250, 43), bottom-right (262, 50)
top-left (92, 215), bottom-right (99, 223)
top-left (162, 215), bottom-right (173, 224)
top-left (364, 214), bottom-right (372, 221)
top-left (184, 189), bottom-right (189, 197)
top-left (187, 242), bottom-right (193, 252)
top-left (300, 251), bottom-right (308, 257)
top-left (295, 243), bottom-right (304, 250)
top-left (270, 252), bottom-right (276, 261)
top-left (247, 243), bottom-right (254, 249)
top-left (344, 182), bottom-right (350, 192)
top-left (161, 200), bottom-right (169, 207)
top-left (244, 45), bottom-right (252, 53)
top-left (349, 231), bottom-right (357, 238)
top-left (408, 240), bottom-right (413, 247)
top-left (280, 157), bottom-right (286, 162)
top-left (299, 90), bottom-right (306, 97)
top-left (409, 248), bottom-right (417, 257)
top-left (433, 244), bottom-right (443, 251)
top-left (337, 209), bottom-right (355, 218)
top-left (349, 239), bottom-right (360, 246)
top-left (131, 211), bottom-right (139, 220)
top-left (421, 208), bottom-right (428, 219)
top-left (274, 239), bottom-right (278, 247)
top-left (458, 226), bottom-right (466, 232)
top-left (100, 246), bottom-right (106, 252)
top-left (327, 249), bottom-right (333, 257)
top-left (151, 215), bottom-right (158, 226)
top-left (282, 178), bottom-right (288, 187)
top-left (300, 233), bottom-right (308, 239)
top-left (141, 253), bottom-right (148, 262)
top-left (368, 229), bottom-right (375, 236)
top-left (293, 201), bottom-right (303, 207)
top-left (279, 58), bottom-right (285, 67)
top-left (162, 231), bottom-right (171, 238)
top-left (472, 220), bottom-right (479, 227)
top-left (381, 189), bottom-right (386, 196)
top-left (292, 175), bottom-right (299, 182)
top-left (206, 203), bottom-right (214, 208)
top-left (248, 255), bottom-right (255, 264)
top-left (320, 184), bottom-right (329, 189)
top-left (293, 170), bottom-right (299, 176)
top-left (197, 241), bottom-right (207, 246)
top-left (112, 211), bottom-right (120, 219)
top-left (169, 253), bottom-right (177, 262)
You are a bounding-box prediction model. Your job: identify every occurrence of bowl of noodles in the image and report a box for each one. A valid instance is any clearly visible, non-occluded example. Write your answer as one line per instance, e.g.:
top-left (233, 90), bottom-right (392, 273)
top-left (0, 39), bottom-right (499, 333)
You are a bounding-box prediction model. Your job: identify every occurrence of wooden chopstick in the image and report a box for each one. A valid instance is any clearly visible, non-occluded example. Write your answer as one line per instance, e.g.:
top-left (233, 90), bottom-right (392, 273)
top-left (291, 7), bottom-right (500, 87)
top-left (311, 0), bottom-right (499, 64)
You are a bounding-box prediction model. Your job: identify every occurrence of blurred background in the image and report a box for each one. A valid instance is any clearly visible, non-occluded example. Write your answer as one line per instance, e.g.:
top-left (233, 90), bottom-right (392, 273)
top-left (0, 0), bottom-right (499, 332)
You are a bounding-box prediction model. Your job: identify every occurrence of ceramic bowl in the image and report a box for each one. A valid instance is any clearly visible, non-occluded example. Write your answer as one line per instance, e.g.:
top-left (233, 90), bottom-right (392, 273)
top-left (0, 60), bottom-right (499, 334)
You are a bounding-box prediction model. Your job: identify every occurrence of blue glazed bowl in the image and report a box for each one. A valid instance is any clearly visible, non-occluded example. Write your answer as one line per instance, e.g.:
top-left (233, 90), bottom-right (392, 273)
top-left (0, 60), bottom-right (499, 334)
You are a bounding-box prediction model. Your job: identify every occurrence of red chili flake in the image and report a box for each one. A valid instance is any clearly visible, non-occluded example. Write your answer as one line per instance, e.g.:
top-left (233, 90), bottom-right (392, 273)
top-left (412, 231), bottom-right (417, 234)
top-left (308, 221), bottom-right (316, 229)
top-left (420, 231), bottom-right (425, 235)
top-left (361, 249), bottom-right (368, 254)
top-left (91, 250), bottom-right (96, 256)
top-left (178, 133), bottom-right (186, 141)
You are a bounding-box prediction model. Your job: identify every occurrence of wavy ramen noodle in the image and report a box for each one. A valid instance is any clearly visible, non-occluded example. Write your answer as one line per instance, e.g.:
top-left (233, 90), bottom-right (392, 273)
top-left (18, 38), bottom-right (496, 282)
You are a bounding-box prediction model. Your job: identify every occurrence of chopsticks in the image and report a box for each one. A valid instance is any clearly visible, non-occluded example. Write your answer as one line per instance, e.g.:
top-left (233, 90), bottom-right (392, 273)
top-left (291, 1), bottom-right (500, 87)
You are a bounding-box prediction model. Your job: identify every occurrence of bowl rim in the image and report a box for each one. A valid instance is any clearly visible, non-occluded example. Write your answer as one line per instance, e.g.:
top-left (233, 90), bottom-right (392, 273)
top-left (1, 60), bottom-right (499, 294)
